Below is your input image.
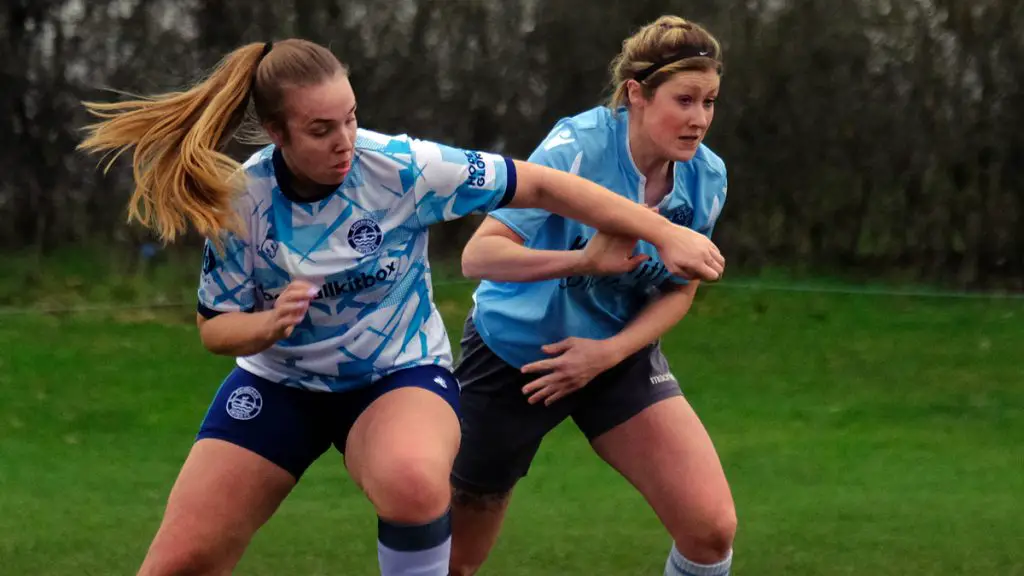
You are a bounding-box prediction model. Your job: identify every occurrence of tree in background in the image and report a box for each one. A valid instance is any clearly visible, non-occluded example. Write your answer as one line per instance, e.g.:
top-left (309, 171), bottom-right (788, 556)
top-left (1, 0), bottom-right (1021, 288)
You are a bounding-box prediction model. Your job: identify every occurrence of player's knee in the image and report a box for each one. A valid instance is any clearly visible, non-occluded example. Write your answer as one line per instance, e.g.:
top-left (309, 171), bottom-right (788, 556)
top-left (369, 454), bottom-right (451, 524)
top-left (674, 505), bottom-right (737, 564)
top-left (140, 537), bottom-right (233, 576)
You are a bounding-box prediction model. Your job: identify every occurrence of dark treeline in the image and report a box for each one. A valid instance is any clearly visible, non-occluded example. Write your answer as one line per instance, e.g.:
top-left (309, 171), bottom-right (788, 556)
top-left (2, 0), bottom-right (1022, 288)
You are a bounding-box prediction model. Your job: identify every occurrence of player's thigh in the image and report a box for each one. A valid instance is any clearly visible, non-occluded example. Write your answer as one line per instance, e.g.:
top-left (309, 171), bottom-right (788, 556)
top-left (141, 368), bottom-right (331, 574)
top-left (448, 314), bottom-right (574, 574)
top-left (140, 439), bottom-right (295, 575)
top-left (575, 345), bottom-right (735, 557)
top-left (451, 312), bottom-right (571, 496)
top-left (590, 395), bottom-right (736, 559)
top-left (343, 365), bottom-right (462, 523)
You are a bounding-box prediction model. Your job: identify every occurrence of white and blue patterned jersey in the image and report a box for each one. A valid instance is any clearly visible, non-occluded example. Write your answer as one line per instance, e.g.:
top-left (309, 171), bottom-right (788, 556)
top-left (198, 128), bottom-right (516, 392)
top-left (471, 106), bottom-right (727, 369)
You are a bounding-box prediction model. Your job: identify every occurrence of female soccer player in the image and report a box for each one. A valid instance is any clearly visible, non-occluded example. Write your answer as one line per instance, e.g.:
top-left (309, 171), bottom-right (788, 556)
top-left (449, 17), bottom-right (737, 576)
top-left (77, 38), bottom-right (724, 576)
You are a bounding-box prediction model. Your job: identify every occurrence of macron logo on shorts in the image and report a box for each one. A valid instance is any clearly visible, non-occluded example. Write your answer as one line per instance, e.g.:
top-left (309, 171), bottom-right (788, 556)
top-left (433, 376), bottom-right (448, 390)
top-left (226, 386), bottom-right (263, 420)
top-left (649, 373), bottom-right (676, 385)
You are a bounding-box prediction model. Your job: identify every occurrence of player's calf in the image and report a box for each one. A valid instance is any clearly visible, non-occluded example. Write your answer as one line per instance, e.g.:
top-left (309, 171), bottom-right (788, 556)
top-left (449, 486), bottom-right (514, 576)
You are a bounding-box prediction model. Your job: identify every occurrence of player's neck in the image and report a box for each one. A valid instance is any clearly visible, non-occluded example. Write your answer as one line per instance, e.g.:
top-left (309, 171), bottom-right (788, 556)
top-left (626, 118), bottom-right (673, 205)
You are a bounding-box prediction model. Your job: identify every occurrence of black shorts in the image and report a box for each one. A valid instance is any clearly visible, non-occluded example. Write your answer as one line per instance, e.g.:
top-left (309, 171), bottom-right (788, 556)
top-left (451, 312), bottom-right (682, 495)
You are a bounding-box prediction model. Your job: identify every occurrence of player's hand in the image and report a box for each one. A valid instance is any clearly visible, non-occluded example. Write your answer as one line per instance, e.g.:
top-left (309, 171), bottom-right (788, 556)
top-left (653, 223), bottom-right (725, 281)
top-left (576, 231), bottom-right (649, 276)
top-left (520, 337), bottom-right (620, 406)
top-left (266, 280), bottom-right (319, 340)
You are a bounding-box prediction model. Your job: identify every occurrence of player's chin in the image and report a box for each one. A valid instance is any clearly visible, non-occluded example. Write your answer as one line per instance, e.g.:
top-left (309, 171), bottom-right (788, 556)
top-left (315, 169), bottom-right (348, 187)
top-left (670, 138), bottom-right (702, 162)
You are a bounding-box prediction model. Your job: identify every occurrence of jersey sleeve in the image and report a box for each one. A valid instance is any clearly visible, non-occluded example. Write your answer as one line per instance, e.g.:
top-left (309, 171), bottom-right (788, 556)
top-left (409, 138), bottom-right (518, 228)
top-left (698, 170), bottom-right (727, 240)
top-left (196, 218), bottom-right (256, 319)
top-left (487, 120), bottom-right (585, 243)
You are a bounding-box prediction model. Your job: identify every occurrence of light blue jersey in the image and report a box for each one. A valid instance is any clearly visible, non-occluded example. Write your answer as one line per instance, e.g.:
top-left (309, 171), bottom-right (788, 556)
top-left (198, 128), bottom-right (516, 392)
top-left (471, 106), bottom-right (727, 369)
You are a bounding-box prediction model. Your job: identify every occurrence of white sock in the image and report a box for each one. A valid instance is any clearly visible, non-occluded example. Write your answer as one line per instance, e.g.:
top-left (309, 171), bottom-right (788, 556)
top-left (664, 543), bottom-right (732, 576)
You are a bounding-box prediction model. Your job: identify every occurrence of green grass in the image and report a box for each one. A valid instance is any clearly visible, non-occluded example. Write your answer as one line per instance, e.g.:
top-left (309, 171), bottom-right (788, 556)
top-left (2, 279), bottom-right (1023, 574)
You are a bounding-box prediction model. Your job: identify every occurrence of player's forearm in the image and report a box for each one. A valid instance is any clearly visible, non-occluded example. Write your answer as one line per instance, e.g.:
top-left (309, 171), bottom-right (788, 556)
top-left (605, 283), bottom-right (697, 362)
top-left (510, 160), bottom-right (677, 246)
top-left (197, 310), bottom-right (278, 357)
top-left (462, 235), bottom-right (584, 282)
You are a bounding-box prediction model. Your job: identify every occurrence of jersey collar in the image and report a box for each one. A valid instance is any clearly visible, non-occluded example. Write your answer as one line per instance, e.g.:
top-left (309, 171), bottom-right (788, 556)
top-left (614, 107), bottom-right (678, 209)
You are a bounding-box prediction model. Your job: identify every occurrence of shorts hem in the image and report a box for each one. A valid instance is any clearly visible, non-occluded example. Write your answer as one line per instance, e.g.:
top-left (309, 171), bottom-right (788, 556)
top-left (580, 385), bottom-right (683, 441)
top-left (194, 430), bottom-right (307, 482)
top-left (449, 470), bottom-right (518, 496)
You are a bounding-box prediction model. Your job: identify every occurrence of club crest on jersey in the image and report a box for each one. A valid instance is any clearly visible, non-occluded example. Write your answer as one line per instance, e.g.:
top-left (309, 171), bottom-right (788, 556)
top-left (225, 386), bottom-right (263, 420)
top-left (348, 218), bottom-right (383, 255)
top-left (666, 201), bottom-right (695, 228)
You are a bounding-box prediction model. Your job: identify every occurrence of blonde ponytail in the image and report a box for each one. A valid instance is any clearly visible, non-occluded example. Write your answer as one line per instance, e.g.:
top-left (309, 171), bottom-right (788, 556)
top-left (78, 43), bottom-right (268, 243)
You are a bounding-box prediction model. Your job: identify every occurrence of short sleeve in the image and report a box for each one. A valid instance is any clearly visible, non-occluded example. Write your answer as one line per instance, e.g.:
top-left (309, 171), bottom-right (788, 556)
top-left (487, 120), bottom-right (585, 243)
top-left (410, 138), bottom-right (518, 228)
top-left (197, 227), bottom-right (256, 318)
top-left (698, 170), bottom-right (727, 240)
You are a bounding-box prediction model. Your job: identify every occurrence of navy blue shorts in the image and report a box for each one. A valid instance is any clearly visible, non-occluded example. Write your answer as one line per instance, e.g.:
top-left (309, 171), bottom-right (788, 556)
top-left (196, 365), bottom-right (461, 480)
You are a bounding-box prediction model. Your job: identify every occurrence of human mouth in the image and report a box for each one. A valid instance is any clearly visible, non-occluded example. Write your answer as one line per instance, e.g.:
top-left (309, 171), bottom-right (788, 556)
top-left (678, 135), bottom-right (701, 148)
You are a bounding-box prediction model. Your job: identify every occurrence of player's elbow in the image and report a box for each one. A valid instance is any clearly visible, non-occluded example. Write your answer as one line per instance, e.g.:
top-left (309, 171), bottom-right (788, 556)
top-left (196, 313), bottom-right (214, 350)
top-left (195, 314), bottom-right (231, 356)
top-left (199, 338), bottom-right (229, 356)
top-left (460, 240), bottom-right (487, 280)
top-left (197, 329), bottom-right (225, 356)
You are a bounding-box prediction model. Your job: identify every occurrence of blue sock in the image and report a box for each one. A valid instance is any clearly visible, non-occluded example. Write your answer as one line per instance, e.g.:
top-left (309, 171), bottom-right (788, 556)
top-left (377, 510), bottom-right (451, 576)
top-left (664, 543), bottom-right (732, 576)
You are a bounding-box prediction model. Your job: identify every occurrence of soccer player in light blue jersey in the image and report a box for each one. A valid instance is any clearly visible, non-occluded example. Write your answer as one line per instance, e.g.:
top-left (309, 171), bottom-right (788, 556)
top-left (78, 38), bottom-right (725, 576)
top-left (450, 17), bottom-right (737, 576)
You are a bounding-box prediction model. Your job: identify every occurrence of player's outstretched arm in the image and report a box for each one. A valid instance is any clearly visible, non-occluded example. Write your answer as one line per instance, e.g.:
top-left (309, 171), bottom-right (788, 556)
top-left (462, 217), bottom-right (647, 282)
top-left (507, 160), bottom-right (724, 281)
